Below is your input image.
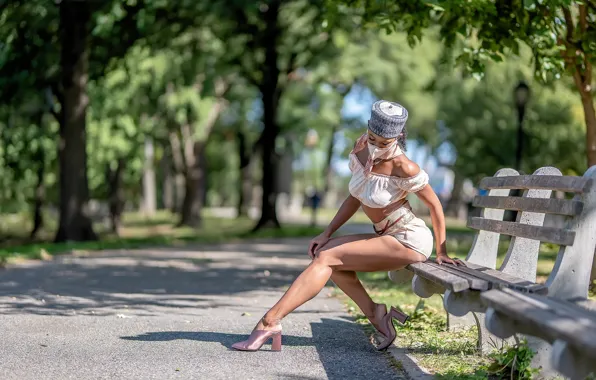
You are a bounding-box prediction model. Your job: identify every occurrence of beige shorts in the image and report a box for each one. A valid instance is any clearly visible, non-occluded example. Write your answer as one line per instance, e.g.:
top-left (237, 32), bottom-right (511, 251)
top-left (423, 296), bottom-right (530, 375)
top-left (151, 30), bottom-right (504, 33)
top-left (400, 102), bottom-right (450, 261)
top-left (373, 208), bottom-right (434, 258)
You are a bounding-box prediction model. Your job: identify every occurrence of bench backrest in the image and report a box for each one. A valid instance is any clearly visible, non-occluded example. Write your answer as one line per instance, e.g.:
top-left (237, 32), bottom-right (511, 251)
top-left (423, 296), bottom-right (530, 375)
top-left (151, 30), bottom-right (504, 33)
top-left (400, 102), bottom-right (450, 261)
top-left (467, 166), bottom-right (596, 300)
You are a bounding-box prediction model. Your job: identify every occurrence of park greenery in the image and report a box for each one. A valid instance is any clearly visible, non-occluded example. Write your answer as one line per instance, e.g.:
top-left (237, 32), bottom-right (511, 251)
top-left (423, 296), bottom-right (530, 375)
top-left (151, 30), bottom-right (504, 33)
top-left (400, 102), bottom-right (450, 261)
top-left (1, 2), bottom-right (596, 374)
top-left (2, 0), bottom-right (589, 240)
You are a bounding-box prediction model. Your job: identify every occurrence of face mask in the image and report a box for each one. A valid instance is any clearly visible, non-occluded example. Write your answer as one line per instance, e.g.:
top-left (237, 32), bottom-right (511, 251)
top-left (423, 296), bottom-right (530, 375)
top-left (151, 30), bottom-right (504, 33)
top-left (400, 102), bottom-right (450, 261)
top-left (367, 141), bottom-right (396, 161)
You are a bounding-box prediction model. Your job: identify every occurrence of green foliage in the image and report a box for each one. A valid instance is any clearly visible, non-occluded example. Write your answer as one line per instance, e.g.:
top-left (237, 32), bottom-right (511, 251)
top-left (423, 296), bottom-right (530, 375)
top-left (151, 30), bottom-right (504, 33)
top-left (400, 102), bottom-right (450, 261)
top-left (324, 1), bottom-right (596, 85)
top-left (482, 340), bottom-right (539, 380)
top-left (433, 44), bottom-right (586, 181)
top-left (0, 106), bottom-right (58, 211)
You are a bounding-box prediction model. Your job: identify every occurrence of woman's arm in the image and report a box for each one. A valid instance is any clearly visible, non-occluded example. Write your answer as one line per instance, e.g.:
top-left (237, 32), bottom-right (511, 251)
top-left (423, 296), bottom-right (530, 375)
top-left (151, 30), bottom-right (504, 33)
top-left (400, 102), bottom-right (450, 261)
top-left (415, 185), bottom-right (460, 264)
top-left (323, 195), bottom-right (361, 237)
top-left (397, 160), bottom-right (460, 264)
top-left (415, 186), bottom-right (446, 253)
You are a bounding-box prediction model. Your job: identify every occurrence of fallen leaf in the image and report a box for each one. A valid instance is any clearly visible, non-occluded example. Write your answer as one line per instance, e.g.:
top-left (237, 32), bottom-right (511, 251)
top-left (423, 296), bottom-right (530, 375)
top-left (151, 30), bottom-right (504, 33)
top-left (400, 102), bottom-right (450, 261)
top-left (241, 312), bottom-right (251, 316)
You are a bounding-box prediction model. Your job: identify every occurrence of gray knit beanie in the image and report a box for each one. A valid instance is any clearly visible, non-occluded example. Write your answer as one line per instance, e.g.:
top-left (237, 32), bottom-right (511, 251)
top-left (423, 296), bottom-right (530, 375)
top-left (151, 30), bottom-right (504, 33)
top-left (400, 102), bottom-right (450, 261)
top-left (367, 100), bottom-right (408, 138)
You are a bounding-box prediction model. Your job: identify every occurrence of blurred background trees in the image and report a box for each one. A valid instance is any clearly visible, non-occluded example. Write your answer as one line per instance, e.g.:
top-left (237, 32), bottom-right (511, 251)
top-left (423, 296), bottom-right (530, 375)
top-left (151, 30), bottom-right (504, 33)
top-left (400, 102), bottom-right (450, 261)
top-left (0, 0), bottom-right (589, 248)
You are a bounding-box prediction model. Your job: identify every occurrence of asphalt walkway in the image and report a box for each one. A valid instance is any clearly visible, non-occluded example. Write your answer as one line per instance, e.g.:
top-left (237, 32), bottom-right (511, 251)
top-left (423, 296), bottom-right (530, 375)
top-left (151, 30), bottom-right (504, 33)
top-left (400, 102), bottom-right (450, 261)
top-left (0, 237), bottom-right (403, 380)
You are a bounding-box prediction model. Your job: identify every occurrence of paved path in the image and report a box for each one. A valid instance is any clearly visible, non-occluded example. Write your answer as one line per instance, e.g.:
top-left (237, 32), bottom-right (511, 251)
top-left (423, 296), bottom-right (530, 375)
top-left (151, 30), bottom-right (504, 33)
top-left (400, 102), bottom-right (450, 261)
top-left (0, 237), bottom-right (403, 380)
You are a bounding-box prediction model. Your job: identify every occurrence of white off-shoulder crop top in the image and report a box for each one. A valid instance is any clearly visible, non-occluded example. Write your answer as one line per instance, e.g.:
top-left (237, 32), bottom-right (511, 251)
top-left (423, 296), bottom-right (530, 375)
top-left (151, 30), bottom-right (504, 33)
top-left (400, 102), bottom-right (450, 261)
top-left (348, 135), bottom-right (429, 208)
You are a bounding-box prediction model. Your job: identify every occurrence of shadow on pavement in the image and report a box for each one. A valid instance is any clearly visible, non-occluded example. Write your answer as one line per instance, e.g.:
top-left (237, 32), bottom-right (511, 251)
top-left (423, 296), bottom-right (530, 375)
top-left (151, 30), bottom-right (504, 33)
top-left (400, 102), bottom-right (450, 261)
top-left (121, 317), bottom-right (401, 380)
top-left (0, 239), bottom-right (319, 316)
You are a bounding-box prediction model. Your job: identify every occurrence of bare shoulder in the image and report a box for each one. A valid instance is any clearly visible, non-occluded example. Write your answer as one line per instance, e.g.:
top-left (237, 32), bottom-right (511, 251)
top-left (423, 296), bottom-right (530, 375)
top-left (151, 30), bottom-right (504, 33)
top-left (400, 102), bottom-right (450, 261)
top-left (391, 155), bottom-right (421, 178)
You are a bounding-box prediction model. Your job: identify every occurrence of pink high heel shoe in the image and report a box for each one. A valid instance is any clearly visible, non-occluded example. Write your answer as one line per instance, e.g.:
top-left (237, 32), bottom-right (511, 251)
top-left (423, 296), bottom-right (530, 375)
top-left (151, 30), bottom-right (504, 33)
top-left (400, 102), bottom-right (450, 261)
top-left (232, 322), bottom-right (282, 352)
top-left (368, 303), bottom-right (389, 339)
top-left (375, 306), bottom-right (408, 351)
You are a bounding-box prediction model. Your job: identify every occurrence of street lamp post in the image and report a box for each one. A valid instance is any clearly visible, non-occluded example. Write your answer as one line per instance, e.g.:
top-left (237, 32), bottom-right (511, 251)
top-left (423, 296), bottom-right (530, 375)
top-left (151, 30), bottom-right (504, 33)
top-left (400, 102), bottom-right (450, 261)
top-left (514, 81), bottom-right (530, 171)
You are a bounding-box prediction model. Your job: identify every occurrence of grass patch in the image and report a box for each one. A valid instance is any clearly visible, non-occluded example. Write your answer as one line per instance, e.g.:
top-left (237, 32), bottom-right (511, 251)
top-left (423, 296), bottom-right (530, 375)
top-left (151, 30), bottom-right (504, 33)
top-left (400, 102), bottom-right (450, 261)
top-left (0, 211), bottom-right (322, 263)
top-left (337, 263), bottom-right (595, 378)
top-left (336, 271), bottom-right (488, 377)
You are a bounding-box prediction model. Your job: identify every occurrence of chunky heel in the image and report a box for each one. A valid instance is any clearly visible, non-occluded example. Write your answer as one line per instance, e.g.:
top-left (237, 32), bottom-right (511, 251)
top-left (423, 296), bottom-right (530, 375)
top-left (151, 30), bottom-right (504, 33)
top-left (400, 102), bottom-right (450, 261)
top-left (376, 306), bottom-right (409, 351)
top-left (390, 306), bottom-right (409, 325)
top-left (271, 332), bottom-right (282, 351)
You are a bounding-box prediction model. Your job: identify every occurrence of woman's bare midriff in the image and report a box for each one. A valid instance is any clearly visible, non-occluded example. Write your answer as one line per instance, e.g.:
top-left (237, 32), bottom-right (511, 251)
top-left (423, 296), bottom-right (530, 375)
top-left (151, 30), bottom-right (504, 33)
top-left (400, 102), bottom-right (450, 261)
top-left (361, 198), bottom-right (411, 224)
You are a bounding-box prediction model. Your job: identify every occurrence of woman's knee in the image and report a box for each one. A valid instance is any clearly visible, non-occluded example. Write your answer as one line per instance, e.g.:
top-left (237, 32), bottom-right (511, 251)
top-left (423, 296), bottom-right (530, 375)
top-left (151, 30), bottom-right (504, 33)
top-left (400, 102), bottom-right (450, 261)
top-left (313, 246), bottom-right (341, 267)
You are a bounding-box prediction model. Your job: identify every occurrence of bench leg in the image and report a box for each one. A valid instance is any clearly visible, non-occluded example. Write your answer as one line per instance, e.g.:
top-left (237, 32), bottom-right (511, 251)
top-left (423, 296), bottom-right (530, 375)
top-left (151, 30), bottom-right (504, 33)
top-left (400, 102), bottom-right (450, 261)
top-left (526, 336), bottom-right (559, 379)
top-left (388, 269), bottom-right (414, 284)
top-left (446, 312), bottom-right (476, 332)
top-left (551, 339), bottom-right (596, 380)
top-left (412, 275), bottom-right (443, 298)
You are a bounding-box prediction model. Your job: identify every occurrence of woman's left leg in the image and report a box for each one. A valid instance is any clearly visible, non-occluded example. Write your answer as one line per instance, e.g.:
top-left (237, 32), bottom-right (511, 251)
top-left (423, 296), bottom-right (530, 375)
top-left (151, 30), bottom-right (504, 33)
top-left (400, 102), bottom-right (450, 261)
top-left (260, 234), bottom-right (425, 327)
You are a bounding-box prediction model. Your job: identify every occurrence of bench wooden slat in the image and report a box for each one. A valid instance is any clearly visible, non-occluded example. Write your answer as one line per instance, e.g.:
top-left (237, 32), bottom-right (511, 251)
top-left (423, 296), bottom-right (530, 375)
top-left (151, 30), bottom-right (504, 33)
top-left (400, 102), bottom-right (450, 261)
top-left (408, 261), bottom-right (548, 294)
top-left (451, 261), bottom-right (548, 294)
top-left (473, 196), bottom-right (583, 216)
top-left (407, 262), bottom-right (470, 292)
top-left (467, 217), bottom-right (576, 246)
top-left (419, 262), bottom-right (489, 290)
top-left (480, 175), bottom-right (592, 193)
top-left (482, 289), bottom-right (596, 355)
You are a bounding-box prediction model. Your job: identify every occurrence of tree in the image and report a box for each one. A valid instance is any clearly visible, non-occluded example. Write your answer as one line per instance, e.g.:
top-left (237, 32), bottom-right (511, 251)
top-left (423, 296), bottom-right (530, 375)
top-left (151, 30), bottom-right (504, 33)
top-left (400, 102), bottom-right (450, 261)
top-left (209, 0), bottom-right (349, 229)
top-left (1, 0), bottom-right (205, 241)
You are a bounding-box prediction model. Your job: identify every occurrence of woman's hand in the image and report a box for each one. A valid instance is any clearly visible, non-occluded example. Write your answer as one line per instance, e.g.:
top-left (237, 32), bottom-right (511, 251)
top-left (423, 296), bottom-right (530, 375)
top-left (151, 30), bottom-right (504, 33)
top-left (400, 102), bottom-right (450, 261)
top-left (308, 233), bottom-right (331, 259)
top-left (435, 253), bottom-right (464, 266)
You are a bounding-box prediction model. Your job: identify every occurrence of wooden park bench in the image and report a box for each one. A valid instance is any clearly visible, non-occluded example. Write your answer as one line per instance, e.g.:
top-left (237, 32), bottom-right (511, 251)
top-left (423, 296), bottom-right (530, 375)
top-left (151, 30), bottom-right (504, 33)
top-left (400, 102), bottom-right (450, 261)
top-left (390, 165), bottom-right (596, 378)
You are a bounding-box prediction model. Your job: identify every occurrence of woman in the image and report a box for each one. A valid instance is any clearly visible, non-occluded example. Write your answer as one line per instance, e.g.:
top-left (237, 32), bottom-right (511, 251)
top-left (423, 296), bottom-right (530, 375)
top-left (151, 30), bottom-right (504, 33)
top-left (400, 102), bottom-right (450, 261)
top-left (232, 100), bottom-right (460, 352)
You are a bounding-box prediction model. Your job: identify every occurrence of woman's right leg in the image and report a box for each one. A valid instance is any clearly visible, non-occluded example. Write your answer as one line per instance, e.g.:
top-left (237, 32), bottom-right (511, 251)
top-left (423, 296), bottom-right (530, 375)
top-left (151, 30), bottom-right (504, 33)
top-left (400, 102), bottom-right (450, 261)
top-left (320, 235), bottom-right (386, 330)
top-left (331, 269), bottom-right (376, 317)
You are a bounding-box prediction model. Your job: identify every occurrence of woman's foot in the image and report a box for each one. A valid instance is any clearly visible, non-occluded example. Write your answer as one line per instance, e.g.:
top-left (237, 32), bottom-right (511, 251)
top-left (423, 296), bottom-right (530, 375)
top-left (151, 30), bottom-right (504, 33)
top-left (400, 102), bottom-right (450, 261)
top-left (366, 303), bottom-right (391, 338)
top-left (231, 316), bottom-right (283, 352)
top-left (253, 316), bottom-right (282, 333)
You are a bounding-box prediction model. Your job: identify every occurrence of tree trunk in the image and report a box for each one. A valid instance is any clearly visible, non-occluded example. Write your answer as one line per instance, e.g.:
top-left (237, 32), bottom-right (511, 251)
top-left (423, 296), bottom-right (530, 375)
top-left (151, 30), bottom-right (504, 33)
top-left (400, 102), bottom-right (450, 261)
top-left (323, 124), bottom-right (338, 196)
top-left (30, 160), bottom-right (45, 239)
top-left (30, 111), bottom-right (45, 240)
top-left (253, 1), bottom-right (281, 231)
top-left (179, 142), bottom-right (206, 227)
top-left (107, 159), bottom-right (125, 235)
top-left (580, 92), bottom-right (596, 167)
top-left (236, 129), bottom-right (251, 218)
top-left (142, 136), bottom-right (156, 216)
top-left (580, 92), bottom-right (596, 284)
top-left (160, 152), bottom-right (174, 211)
top-left (169, 130), bottom-right (186, 213)
top-left (445, 172), bottom-right (464, 219)
top-left (54, 2), bottom-right (97, 242)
